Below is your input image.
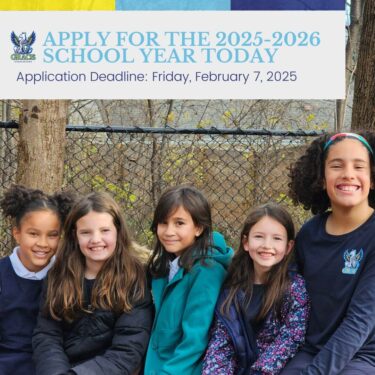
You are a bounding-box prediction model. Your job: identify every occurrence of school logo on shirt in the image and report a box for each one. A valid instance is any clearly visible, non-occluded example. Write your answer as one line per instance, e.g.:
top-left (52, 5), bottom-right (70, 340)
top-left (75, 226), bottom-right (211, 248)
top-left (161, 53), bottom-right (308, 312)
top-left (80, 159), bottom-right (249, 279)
top-left (10, 31), bottom-right (36, 62)
top-left (342, 249), bottom-right (363, 275)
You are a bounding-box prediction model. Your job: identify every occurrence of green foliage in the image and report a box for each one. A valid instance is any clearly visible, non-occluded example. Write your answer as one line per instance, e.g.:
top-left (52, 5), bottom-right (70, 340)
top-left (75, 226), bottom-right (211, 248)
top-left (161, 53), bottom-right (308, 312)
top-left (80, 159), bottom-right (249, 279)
top-left (162, 149), bottom-right (205, 185)
top-left (276, 193), bottom-right (312, 230)
top-left (91, 175), bottom-right (137, 206)
top-left (137, 226), bottom-right (154, 247)
top-left (197, 119), bottom-right (212, 128)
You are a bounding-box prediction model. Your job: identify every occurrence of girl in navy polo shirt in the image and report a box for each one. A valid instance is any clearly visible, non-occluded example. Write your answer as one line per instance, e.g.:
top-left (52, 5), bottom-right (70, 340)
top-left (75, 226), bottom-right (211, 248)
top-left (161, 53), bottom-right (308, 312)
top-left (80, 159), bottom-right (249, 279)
top-left (0, 184), bottom-right (75, 375)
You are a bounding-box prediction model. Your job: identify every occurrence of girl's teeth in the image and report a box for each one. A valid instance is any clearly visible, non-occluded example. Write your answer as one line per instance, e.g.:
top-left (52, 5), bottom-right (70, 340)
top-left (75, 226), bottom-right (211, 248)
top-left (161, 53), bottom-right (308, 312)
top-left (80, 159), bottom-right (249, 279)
top-left (339, 185), bottom-right (358, 191)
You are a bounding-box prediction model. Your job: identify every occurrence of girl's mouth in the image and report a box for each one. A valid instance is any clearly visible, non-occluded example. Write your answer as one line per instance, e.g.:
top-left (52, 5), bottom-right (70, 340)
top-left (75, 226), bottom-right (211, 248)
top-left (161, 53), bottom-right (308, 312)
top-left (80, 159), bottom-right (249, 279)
top-left (336, 184), bottom-right (360, 192)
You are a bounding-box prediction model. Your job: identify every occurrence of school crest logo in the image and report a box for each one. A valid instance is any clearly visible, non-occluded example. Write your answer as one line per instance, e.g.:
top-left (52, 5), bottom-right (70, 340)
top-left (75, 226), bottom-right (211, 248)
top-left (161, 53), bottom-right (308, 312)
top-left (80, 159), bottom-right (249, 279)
top-left (342, 249), bottom-right (363, 275)
top-left (10, 31), bottom-right (36, 62)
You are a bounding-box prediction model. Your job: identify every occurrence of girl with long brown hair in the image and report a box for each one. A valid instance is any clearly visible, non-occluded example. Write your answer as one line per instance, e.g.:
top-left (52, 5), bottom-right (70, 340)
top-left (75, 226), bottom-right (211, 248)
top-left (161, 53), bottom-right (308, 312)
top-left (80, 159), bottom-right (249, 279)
top-left (202, 203), bottom-right (309, 375)
top-left (32, 191), bottom-right (152, 375)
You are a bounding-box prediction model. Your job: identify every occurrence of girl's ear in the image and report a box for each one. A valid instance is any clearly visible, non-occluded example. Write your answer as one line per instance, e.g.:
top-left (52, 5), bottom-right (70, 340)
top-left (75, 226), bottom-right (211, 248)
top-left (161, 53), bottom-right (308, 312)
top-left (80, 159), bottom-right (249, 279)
top-left (286, 240), bottom-right (294, 255)
top-left (242, 235), bottom-right (250, 252)
top-left (12, 226), bottom-right (20, 244)
top-left (195, 225), bottom-right (204, 237)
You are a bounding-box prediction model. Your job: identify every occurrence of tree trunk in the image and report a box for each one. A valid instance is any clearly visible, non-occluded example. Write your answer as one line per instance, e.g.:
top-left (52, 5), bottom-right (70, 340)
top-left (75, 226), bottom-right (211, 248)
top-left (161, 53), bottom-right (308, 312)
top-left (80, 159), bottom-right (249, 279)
top-left (336, 0), bottom-right (363, 131)
top-left (351, 0), bottom-right (375, 130)
top-left (17, 100), bottom-right (69, 193)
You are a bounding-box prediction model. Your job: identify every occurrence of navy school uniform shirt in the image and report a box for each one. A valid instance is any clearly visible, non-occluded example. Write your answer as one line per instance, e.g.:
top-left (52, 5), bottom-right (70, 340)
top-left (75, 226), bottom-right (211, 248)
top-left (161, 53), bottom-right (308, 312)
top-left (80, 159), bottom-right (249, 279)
top-left (295, 212), bottom-right (375, 374)
top-left (0, 257), bottom-right (44, 375)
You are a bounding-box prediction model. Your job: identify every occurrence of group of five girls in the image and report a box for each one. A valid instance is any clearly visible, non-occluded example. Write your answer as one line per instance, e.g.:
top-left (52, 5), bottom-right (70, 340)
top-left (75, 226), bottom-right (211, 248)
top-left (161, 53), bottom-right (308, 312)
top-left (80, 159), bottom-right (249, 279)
top-left (0, 131), bottom-right (374, 374)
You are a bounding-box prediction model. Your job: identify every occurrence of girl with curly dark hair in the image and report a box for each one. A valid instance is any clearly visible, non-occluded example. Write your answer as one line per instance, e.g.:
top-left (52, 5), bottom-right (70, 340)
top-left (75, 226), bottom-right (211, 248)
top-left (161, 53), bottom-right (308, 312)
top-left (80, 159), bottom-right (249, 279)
top-left (282, 132), bottom-right (375, 375)
top-left (0, 184), bottom-right (76, 375)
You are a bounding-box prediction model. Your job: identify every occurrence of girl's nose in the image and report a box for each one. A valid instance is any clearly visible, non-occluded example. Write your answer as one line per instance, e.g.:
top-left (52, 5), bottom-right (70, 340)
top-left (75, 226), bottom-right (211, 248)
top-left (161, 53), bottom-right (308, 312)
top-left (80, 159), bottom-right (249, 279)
top-left (36, 236), bottom-right (48, 247)
top-left (90, 231), bottom-right (101, 243)
top-left (263, 237), bottom-right (272, 248)
top-left (164, 224), bottom-right (174, 236)
top-left (342, 165), bottom-right (355, 179)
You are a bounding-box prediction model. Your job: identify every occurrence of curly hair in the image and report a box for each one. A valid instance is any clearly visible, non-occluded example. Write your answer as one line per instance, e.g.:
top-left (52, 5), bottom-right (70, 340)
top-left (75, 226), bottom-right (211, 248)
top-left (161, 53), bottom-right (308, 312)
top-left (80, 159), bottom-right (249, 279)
top-left (0, 184), bottom-right (76, 227)
top-left (289, 131), bottom-right (375, 214)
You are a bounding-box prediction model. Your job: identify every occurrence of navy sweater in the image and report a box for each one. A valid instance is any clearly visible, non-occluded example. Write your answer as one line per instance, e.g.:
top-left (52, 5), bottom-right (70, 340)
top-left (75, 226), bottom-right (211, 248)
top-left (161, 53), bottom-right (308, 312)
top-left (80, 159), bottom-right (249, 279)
top-left (0, 256), bottom-right (42, 375)
top-left (296, 212), bottom-right (375, 374)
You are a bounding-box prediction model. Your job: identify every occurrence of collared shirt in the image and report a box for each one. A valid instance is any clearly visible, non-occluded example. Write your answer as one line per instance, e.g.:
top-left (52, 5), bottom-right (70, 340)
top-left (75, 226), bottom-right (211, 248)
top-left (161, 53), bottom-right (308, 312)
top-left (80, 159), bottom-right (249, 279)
top-left (168, 257), bottom-right (180, 282)
top-left (9, 246), bottom-right (54, 280)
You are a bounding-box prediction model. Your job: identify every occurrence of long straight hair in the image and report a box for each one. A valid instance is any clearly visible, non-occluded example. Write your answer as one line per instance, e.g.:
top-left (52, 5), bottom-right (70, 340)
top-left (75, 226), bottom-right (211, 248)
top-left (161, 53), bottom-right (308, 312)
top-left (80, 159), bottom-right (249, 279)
top-left (45, 192), bottom-right (145, 322)
top-left (148, 185), bottom-right (212, 278)
top-left (221, 203), bottom-right (295, 321)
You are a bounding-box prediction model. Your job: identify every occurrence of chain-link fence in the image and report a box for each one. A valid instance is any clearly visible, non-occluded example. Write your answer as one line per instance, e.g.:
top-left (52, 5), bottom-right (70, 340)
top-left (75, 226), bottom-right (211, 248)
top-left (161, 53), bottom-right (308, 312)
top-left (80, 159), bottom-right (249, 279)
top-left (0, 122), bottom-right (18, 255)
top-left (0, 122), bottom-right (322, 255)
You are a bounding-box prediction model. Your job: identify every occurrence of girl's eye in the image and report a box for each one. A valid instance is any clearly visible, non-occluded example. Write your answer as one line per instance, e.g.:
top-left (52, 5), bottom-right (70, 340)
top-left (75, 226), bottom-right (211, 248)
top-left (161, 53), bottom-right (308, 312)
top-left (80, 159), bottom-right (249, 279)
top-left (29, 232), bottom-right (37, 237)
top-left (49, 233), bottom-right (59, 238)
top-left (176, 221), bottom-right (185, 226)
top-left (102, 229), bottom-right (110, 232)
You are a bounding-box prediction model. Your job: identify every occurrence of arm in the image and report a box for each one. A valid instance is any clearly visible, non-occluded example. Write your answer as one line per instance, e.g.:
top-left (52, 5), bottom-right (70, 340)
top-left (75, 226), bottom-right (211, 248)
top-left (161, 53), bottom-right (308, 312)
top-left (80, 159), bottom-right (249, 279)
top-left (160, 262), bottom-right (227, 374)
top-left (251, 275), bottom-right (309, 375)
top-left (71, 291), bottom-right (153, 375)
top-left (301, 252), bottom-right (375, 375)
top-left (202, 317), bottom-right (237, 375)
top-left (32, 285), bottom-right (71, 375)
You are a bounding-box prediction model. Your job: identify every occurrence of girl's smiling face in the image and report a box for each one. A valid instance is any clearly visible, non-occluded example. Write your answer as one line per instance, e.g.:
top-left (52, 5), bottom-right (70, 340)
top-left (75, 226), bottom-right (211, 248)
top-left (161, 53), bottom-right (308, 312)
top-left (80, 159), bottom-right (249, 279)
top-left (157, 206), bottom-right (203, 257)
top-left (243, 215), bottom-right (293, 283)
top-left (324, 138), bottom-right (373, 212)
top-left (76, 210), bottom-right (117, 277)
top-left (13, 210), bottom-right (61, 272)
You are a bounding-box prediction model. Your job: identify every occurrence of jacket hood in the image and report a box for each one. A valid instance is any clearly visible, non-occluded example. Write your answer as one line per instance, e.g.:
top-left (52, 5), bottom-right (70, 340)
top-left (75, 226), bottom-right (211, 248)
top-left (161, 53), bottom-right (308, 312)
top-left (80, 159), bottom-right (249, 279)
top-left (207, 231), bottom-right (234, 268)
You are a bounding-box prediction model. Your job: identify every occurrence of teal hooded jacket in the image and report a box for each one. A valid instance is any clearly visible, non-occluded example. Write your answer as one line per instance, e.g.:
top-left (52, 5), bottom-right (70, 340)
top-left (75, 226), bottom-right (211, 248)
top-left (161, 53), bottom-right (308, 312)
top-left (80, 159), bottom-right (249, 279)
top-left (144, 232), bottom-right (233, 375)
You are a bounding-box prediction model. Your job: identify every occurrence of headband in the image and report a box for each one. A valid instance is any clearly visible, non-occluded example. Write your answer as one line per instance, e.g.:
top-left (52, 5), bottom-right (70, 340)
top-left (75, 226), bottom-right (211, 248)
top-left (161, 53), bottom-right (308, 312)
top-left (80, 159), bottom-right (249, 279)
top-left (323, 132), bottom-right (374, 156)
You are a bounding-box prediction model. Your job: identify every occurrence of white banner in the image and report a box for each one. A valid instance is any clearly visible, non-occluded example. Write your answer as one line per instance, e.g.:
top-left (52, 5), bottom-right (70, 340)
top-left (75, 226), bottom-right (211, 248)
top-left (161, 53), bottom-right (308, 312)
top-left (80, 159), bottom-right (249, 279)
top-left (0, 11), bottom-right (345, 99)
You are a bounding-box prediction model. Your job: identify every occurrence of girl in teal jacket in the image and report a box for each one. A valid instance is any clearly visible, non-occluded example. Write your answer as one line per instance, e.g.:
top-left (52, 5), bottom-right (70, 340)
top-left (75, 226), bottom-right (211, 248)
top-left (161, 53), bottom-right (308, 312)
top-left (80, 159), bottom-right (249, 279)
top-left (144, 185), bottom-right (233, 375)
